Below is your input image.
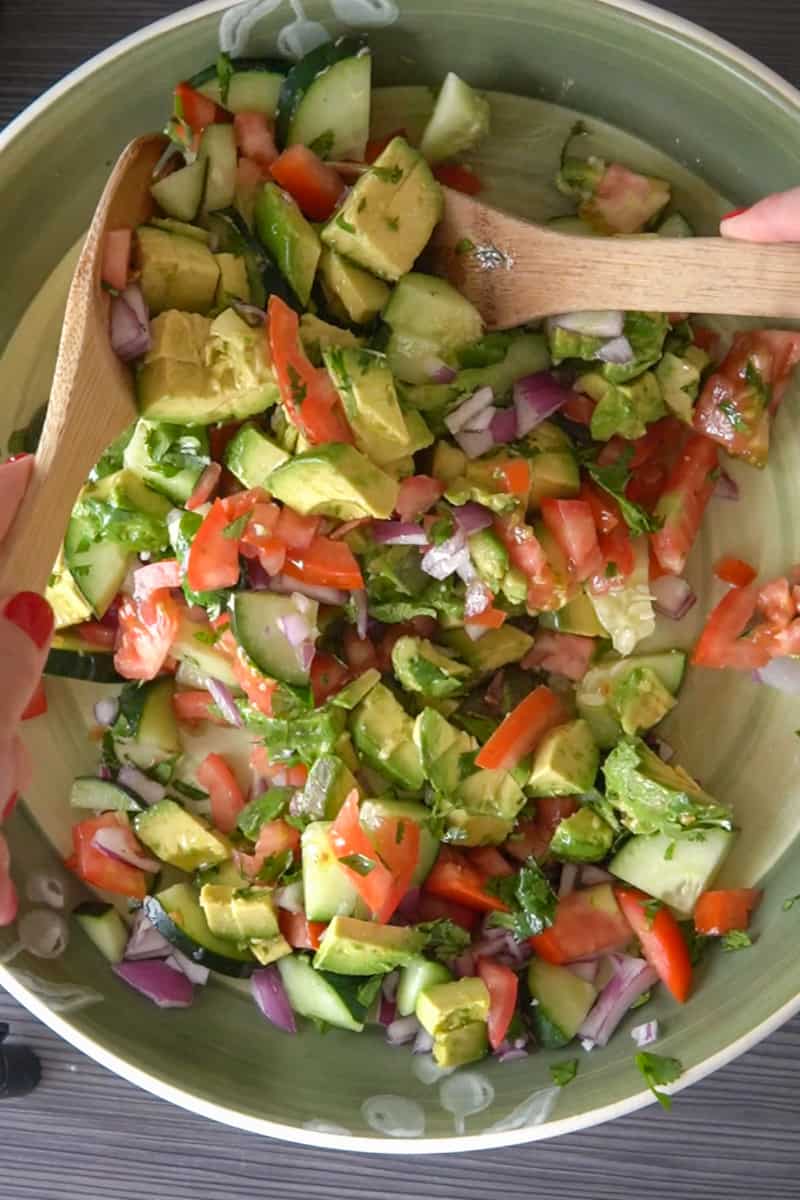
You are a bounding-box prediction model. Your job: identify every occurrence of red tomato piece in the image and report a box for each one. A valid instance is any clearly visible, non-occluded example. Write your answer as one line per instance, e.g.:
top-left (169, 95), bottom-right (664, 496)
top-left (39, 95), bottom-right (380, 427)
top-left (714, 555), bottom-right (757, 588)
top-left (114, 591), bottom-right (179, 682)
top-left (596, 522), bottom-right (636, 583)
top-left (254, 819), bottom-right (301, 859)
top-left (692, 582), bottom-right (770, 670)
top-left (329, 792), bottom-right (397, 920)
top-left (77, 621), bottom-right (117, 650)
top-left (208, 422), bottom-right (243, 463)
top-left (309, 652), bottom-right (351, 706)
top-left (615, 886), bottom-right (692, 1003)
top-left (275, 507), bottom-right (319, 550)
top-left (364, 129), bottom-right (407, 164)
top-left (475, 685), bottom-right (567, 772)
top-left (433, 162), bottom-right (482, 194)
top-left (589, 163), bottom-right (667, 234)
top-left (284, 535), bottom-right (364, 591)
top-left (395, 474), bottom-right (444, 522)
top-left (423, 848), bottom-right (510, 915)
top-left (270, 144), bottom-right (344, 221)
top-left (465, 606), bottom-right (506, 632)
top-left (187, 498), bottom-right (242, 592)
top-left (173, 81), bottom-right (232, 132)
top-left (581, 479), bottom-right (619, 534)
top-left (172, 690), bottom-right (230, 726)
top-left (21, 679), bottom-right (47, 721)
top-left (494, 518), bottom-right (558, 612)
top-left (522, 631), bottom-right (595, 681)
top-left (370, 816), bottom-right (421, 925)
top-left (267, 296), bottom-right (353, 445)
top-left (563, 392), bottom-right (595, 426)
top-left (541, 498), bottom-right (603, 583)
top-left (694, 888), bottom-right (762, 936)
top-left (505, 797), bottom-right (579, 864)
top-left (651, 433), bottom-right (718, 575)
top-left (234, 111), bottom-right (278, 168)
top-left (343, 627), bottom-right (379, 673)
top-left (466, 846), bottom-right (514, 878)
top-left (101, 228), bottom-right (132, 291)
top-left (72, 813), bottom-right (147, 900)
top-left (477, 959), bottom-right (519, 1051)
top-left (417, 892), bottom-right (479, 933)
top-left (530, 884), bottom-right (632, 964)
top-left (278, 910), bottom-right (327, 951)
top-left (231, 651), bottom-right (277, 717)
top-left (496, 459), bottom-right (531, 497)
top-left (196, 752), bottom-right (245, 836)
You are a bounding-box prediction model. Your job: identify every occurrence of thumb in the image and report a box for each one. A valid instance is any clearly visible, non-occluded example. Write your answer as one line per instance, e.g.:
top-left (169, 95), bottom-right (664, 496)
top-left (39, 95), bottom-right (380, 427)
top-left (720, 186), bottom-right (800, 242)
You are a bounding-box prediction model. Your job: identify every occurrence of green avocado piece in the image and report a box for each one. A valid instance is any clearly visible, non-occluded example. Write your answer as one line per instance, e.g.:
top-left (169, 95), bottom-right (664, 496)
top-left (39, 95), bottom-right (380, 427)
top-left (330, 669), bottom-right (381, 710)
top-left (299, 313), bottom-right (363, 362)
top-left (46, 549), bottom-right (94, 629)
top-left (549, 806), bottom-right (615, 863)
top-left (319, 248), bottom-right (390, 325)
top-left (414, 706), bottom-right (476, 793)
top-left (539, 592), bottom-right (607, 638)
top-left (603, 736), bottom-right (731, 837)
top-left (433, 1021), bottom-right (489, 1068)
top-left (383, 272), bottom-right (483, 384)
top-left (267, 443), bottom-right (399, 520)
top-left (214, 252), bottom-right (250, 306)
top-left (254, 181), bottom-right (321, 306)
top-left (323, 345), bottom-right (408, 451)
top-left (528, 719), bottom-right (599, 797)
top-left (578, 370), bottom-right (665, 442)
top-left (432, 440), bottom-right (468, 484)
top-left (528, 452), bottom-right (581, 510)
top-left (442, 626), bottom-right (534, 674)
top-left (313, 915), bottom-right (425, 975)
top-left (321, 138), bottom-right (443, 282)
top-left (137, 226), bottom-right (220, 315)
top-left (655, 345), bottom-right (709, 424)
top-left (135, 799), bottom-right (230, 872)
top-left (416, 976), bottom-right (490, 1035)
top-left (199, 883), bottom-right (283, 943)
top-left (527, 958), bottom-right (597, 1049)
top-left (576, 650), bottom-right (686, 749)
top-left (468, 529), bottom-right (509, 593)
top-left (301, 754), bottom-right (360, 821)
top-left (198, 884), bottom-right (241, 941)
top-left (223, 421), bottom-right (289, 488)
top-left (613, 666), bottom-right (677, 736)
top-left (351, 683), bottom-right (424, 791)
top-left (547, 325), bottom-right (604, 365)
top-left (391, 635), bottom-right (471, 699)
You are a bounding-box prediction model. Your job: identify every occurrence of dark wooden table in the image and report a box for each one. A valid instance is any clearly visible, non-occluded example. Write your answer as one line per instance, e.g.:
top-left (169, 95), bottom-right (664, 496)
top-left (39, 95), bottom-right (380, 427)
top-left (2, 3), bottom-right (800, 1195)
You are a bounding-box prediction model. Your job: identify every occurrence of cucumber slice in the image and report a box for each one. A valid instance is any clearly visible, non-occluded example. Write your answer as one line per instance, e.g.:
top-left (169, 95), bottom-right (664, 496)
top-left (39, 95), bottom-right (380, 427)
top-left (171, 610), bottom-right (240, 689)
top-left (149, 218), bottom-right (212, 244)
top-left (198, 124), bottom-right (237, 212)
top-left (528, 959), bottom-right (597, 1049)
top-left (396, 957), bottom-right (452, 1017)
top-left (74, 902), bottom-right (129, 964)
top-left (277, 38), bottom-right (371, 161)
top-left (136, 677), bottom-right (181, 758)
top-left (610, 828), bottom-right (735, 917)
top-left (205, 206), bottom-right (301, 312)
top-left (150, 158), bottom-right (208, 222)
top-left (123, 419), bottom-right (210, 507)
top-left (135, 799), bottom-right (230, 872)
top-left (144, 882), bottom-right (256, 976)
top-left (277, 953), bottom-right (367, 1032)
top-left (418, 72), bottom-right (490, 164)
top-left (253, 183), bottom-right (321, 308)
top-left (231, 591), bottom-right (319, 687)
top-left (577, 650), bottom-right (686, 749)
top-left (187, 62), bottom-right (220, 102)
top-left (70, 777), bottom-right (143, 813)
top-left (228, 69), bottom-right (285, 117)
top-left (63, 507), bottom-right (131, 619)
top-left (45, 645), bottom-right (124, 684)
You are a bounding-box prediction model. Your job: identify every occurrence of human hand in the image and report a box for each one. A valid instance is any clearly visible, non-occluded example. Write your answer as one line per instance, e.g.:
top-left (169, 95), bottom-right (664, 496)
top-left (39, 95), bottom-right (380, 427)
top-left (0, 453), bottom-right (54, 926)
top-left (721, 187), bottom-right (800, 241)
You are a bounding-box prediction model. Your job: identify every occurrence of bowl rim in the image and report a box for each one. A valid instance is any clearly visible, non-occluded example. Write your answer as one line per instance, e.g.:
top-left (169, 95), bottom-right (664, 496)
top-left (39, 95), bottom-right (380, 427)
top-left (2, 0), bottom-right (800, 1153)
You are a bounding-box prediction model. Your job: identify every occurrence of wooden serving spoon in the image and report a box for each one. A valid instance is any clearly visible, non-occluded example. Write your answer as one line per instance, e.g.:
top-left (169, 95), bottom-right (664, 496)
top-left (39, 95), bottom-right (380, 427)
top-left (0, 133), bottom-right (166, 596)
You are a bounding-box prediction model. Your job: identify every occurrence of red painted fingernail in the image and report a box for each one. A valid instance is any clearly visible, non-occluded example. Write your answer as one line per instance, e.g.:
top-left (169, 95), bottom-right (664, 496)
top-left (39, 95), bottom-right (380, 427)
top-left (1, 793), bottom-right (18, 823)
top-left (721, 206), bottom-right (749, 221)
top-left (4, 592), bottom-right (53, 650)
top-left (6, 453), bottom-right (31, 463)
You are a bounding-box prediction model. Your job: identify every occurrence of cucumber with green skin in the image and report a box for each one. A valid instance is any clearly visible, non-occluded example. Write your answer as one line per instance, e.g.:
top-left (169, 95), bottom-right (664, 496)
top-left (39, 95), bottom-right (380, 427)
top-left (74, 903), bottom-right (129, 964)
top-left (205, 206), bottom-right (302, 312)
top-left (276, 37), bottom-right (370, 160)
top-left (45, 646), bottom-right (124, 684)
top-left (144, 883), bottom-right (257, 977)
top-left (277, 953), bottom-right (371, 1032)
top-left (189, 57), bottom-right (287, 113)
top-left (70, 778), bottom-right (143, 814)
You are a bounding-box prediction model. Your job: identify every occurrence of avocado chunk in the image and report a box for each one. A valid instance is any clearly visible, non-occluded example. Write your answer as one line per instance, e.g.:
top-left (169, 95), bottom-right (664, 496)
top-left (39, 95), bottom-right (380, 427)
top-left (313, 915), bottom-right (426, 975)
top-left (299, 313), bottom-right (362, 361)
top-left (521, 424), bottom-right (581, 509)
top-left (383, 273), bottom-right (483, 384)
top-left (655, 345), bottom-right (709, 424)
top-left (330, 668), bottom-right (381, 711)
top-left (323, 345), bottom-right (408, 453)
top-left (267, 443), bottom-right (399, 520)
top-left (416, 976), bottom-right (490, 1035)
top-left (442, 626), bottom-right (534, 675)
top-left (433, 1022), bottom-right (489, 1068)
top-left (46, 549), bottom-right (93, 629)
top-left (214, 252), bottom-right (251, 306)
top-left (527, 719), bottom-right (599, 797)
top-left (539, 592), bottom-right (607, 638)
top-left (254, 182), bottom-right (321, 306)
top-left (550, 806), bottom-right (615, 863)
top-left (610, 828), bottom-right (735, 917)
top-left (319, 248), bottom-right (390, 325)
top-left (223, 421), bottom-right (290, 488)
top-left (301, 754), bottom-right (360, 821)
top-left (577, 650), bottom-right (686, 748)
top-left (137, 226), bottom-right (220, 315)
top-left (322, 137), bottom-right (443, 282)
top-left (467, 528), bottom-right (509, 593)
top-left (603, 736), bottom-right (731, 837)
top-left (351, 682), bottom-right (424, 790)
top-left (414, 706), bottom-right (476, 794)
top-left (577, 369), bottom-right (665, 442)
top-left (528, 959), bottom-right (597, 1049)
top-left (135, 799), bottom-right (230, 872)
top-left (613, 666), bottom-right (677, 736)
top-left (122, 418), bottom-right (211, 505)
top-left (199, 884), bottom-right (291, 965)
top-left (138, 308), bottom-right (279, 425)
top-left (391, 635), bottom-right (471, 699)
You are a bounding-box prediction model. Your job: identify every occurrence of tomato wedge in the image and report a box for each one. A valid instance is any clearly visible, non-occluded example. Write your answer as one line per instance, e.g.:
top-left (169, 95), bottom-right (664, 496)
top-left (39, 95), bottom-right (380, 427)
top-left (650, 433), bottom-right (718, 575)
top-left (692, 582), bottom-right (770, 670)
top-left (694, 888), bottom-right (762, 936)
top-left (496, 459), bottom-right (531, 497)
top-left (234, 111), bottom-right (278, 168)
top-left (268, 296), bottom-right (353, 445)
top-left (465, 605), bottom-right (506, 630)
top-left (614, 887), bottom-right (692, 1003)
top-left (173, 81), bottom-right (231, 132)
top-left (417, 892), bottom-right (479, 933)
top-left (529, 884), bottom-right (631, 964)
top-left (275, 507), bottom-right (319, 550)
top-left (396, 474), bottom-right (444, 522)
top-left (254, 819), bottom-right (301, 859)
top-left (284, 535), bottom-right (364, 591)
top-left (328, 792), bottom-right (398, 922)
top-left (433, 162), bottom-right (482, 194)
top-left (187, 498), bottom-right (242, 592)
top-left (196, 752), bottom-right (245, 836)
top-left (309, 652), bottom-right (351, 706)
top-left (477, 958), bottom-right (519, 1051)
top-left (114, 590), bottom-right (179, 682)
top-left (278, 910), bottom-right (327, 951)
top-left (231, 650), bottom-right (277, 717)
top-left (371, 815), bottom-right (420, 924)
top-left (505, 797), bottom-right (580, 864)
top-left (541, 498), bottom-right (603, 582)
top-left (714, 555), bottom-right (757, 587)
top-left (72, 813), bottom-right (147, 900)
top-left (172, 689), bottom-right (230, 726)
top-left (466, 846), bottom-right (514, 878)
top-left (522, 631), bottom-right (595, 681)
top-left (494, 518), bottom-right (558, 612)
top-left (423, 848), bottom-right (510, 914)
top-left (270, 144), bottom-right (344, 221)
top-left (475, 685), bottom-right (567, 772)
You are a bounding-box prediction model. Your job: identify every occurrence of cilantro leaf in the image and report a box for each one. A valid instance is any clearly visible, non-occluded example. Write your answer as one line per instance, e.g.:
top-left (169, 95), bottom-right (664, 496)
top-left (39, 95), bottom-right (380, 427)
top-left (642, 898), bottom-right (663, 928)
top-left (486, 860), bottom-right (557, 940)
top-left (335, 213), bottom-right (356, 234)
top-left (357, 976), bottom-right (384, 1008)
top-left (222, 512), bottom-right (250, 540)
top-left (550, 1059), bottom-right (578, 1087)
top-left (585, 453), bottom-right (662, 536)
top-left (371, 164), bottom-right (403, 184)
top-left (287, 363), bottom-right (307, 407)
top-left (416, 919), bottom-right (471, 964)
top-left (635, 1050), bottom-right (682, 1110)
top-left (783, 894), bottom-right (800, 912)
top-left (721, 929), bottom-right (753, 951)
top-left (745, 357), bottom-right (771, 410)
top-left (679, 922), bottom-right (710, 966)
top-left (338, 852), bottom-right (376, 877)
top-left (308, 129), bottom-right (334, 158)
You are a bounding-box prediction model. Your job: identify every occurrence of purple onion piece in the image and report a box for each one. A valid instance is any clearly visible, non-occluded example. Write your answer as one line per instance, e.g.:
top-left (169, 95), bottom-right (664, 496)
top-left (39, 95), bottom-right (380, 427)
top-left (547, 310), bottom-right (624, 338)
top-left (378, 994), bottom-right (397, 1027)
top-left (631, 1019), bottom-right (659, 1048)
top-left (124, 910), bottom-right (172, 961)
top-left (454, 428), bottom-right (495, 459)
top-left (92, 827), bottom-right (161, 873)
top-left (372, 520), bottom-right (428, 546)
top-left (93, 697), bottom-right (119, 728)
top-left (268, 573), bottom-right (347, 606)
top-left (651, 574), bottom-right (696, 620)
top-left (352, 589), bottom-right (368, 639)
top-left (386, 1015), bottom-right (420, 1046)
top-left (117, 765), bottom-right (166, 807)
top-left (451, 502), bottom-right (493, 536)
top-left (513, 372), bottom-right (572, 437)
top-left (578, 954), bottom-right (659, 1047)
top-left (754, 655), bottom-right (800, 694)
top-left (713, 469), bottom-right (740, 501)
top-left (579, 865), bottom-right (614, 887)
top-left (444, 385), bottom-right (495, 435)
top-left (594, 335), bottom-right (634, 365)
top-left (251, 965), bottom-right (296, 1033)
top-left (558, 862), bottom-right (578, 898)
top-left (206, 677), bottom-right (243, 727)
top-left (166, 950), bottom-right (210, 987)
top-left (113, 960), bottom-right (194, 1008)
top-left (490, 406), bottom-right (518, 444)
top-left (231, 298), bottom-right (266, 326)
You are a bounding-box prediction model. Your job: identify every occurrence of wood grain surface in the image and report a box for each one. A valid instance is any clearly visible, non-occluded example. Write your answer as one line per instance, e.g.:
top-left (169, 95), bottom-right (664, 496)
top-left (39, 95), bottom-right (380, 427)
top-left (2, 3), bottom-right (800, 1196)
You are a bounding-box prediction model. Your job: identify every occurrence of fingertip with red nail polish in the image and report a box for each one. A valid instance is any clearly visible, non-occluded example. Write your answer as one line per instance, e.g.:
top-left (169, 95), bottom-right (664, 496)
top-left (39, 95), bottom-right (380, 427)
top-left (721, 206), bottom-right (750, 222)
top-left (3, 592), bottom-right (54, 650)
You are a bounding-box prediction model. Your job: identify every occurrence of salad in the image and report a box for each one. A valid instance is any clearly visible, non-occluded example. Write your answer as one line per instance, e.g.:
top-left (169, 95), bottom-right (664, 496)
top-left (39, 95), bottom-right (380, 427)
top-left (30, 36), bottom-right (800, 1080)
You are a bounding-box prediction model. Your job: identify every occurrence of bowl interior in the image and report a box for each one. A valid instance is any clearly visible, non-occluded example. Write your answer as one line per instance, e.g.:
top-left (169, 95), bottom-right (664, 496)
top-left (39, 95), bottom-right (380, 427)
top-left (2, 0), bottom-right (800, 1151)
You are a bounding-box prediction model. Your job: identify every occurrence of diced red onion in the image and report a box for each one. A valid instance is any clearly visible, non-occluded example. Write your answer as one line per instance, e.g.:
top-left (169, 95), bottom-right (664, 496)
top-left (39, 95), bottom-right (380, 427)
top-left (378, 994), bottom-right (397, 1027)
top-left (206, 677), bottom-right (243, 728)
top-left (714, 469), bottom-right (740, 501)
top-left (558, 862), bottom-right (578, 898)
top-left (651, 574), bottom-right (696, 620)
top-left (251, 965), bottom-right (296, 1033)
top-left (412, 1027), bottom-right (435, 1055)
top-left (548, 310), bottom-right (624, 338)
top-left (649, 736), bottom-right (675, 763)
top-left (113, 959), bottom-right (194, 1008)
top-left (352, 589), bottom-right (368, 639)
top-left (496, 1046), bottom-right (529, 1064)
top-left (463, 404), bottom-right (497, 433)
top-left (231, 298), bottom-right (266, 326)
top-left (92, 827), bottom-right (161, 873)
top-left (451, 502), bottom-right (493, 536)
top-left (631, 1019), bottom-right (659, 1048)
top-left (464, 579), bottom-right (492, 618)
top-left (567, 960), bottom-right (599, 985)
top-left (454, 428), bottom-right (495, 459)
top-left (382, 970), bottom-right (400, 1003)
top-left (391, 887), bottom-right (422, 926)
top-left (490, 406), bottom-right (518, 444)
top-left (93, 697), bottom-right (119, 728)
top-left (110, 286), bottom-right (151, 362)
top-left (578, 954), bottom-right (659, 1047)
top-left (124, 909), bottom-right (172, 960)
top-left (372, 520), bottom-right (428, 546)
top-left (445, 386), bottom-right (495, 435)
top-left (18, 908), bottom-right (69, 959)
top-left (428, 359), bottom-right (458, 384)
top-left (754, 656), bottom-right (800, 694)
top-left (513, 372), bottom-right (571, 437)
top-left (97, 764), bottom-right (113, 781)
top-left (580, 865), bottom-right (614, 886)
top-left (166, 950), bottom-right (209, 987)
top-left (386, 1015), bottom-right (420, 1045)
top-left (421, 531), bottom-right (467, 581)
top-left (278, 611), bottom-right (312, 646)
top-left (594, 335), bottom-right (634, 365)
top-left (274, 880), bottom-right (304, 914)
top-left (268, 573), bottom-right (347, 606)
top-left (117, 765), bottom-right (166, 807)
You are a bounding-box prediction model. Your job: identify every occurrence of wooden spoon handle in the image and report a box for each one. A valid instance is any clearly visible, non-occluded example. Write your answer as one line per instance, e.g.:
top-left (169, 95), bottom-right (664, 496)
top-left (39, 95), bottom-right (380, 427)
top-left (533, 229), bottom-right (800, 319)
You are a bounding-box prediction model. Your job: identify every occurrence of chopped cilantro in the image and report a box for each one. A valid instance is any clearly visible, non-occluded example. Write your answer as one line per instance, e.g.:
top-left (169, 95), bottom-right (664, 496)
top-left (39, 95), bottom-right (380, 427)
top-left (357, 197), bottom-right (367, 213)
top-left (193, 629), bottom-right (220, 646)
top-left (222, 512), bottom-right (250, 540)
top-left (718, 399), bottom-right (749, 433)
top-left (395, 820), bottom-right (406, 845)
top-left (629, 989), bottom-right (651, 1011)
top-left (308, 129), bottom-right (335, 159)
top-left (335, 213), bottom-right (356, 234)
top-left (455, 237), bottom-right (475, 256)
top-left (679, 922), bottom-right (710, 966)
top-left (550, 1059), bottom-right (578, 1087)
top-left (356, 976), bottom-right (384, 1008)
top-left (385, 216), bottom-right (400, 231)
top-left (486, 860), bottom-right (557, 939)
top-left (783, 894), bottom-right (800, 911)
top-left (416, 919), bottom-right (471, 963)
top-left (171, 779), bottom-right (208, 802)
top-left (745, 357), bottom-right (771, 410)
top-left (721, 929), bottom-right (753, 951)
top-left (585, 451), bottom-right (662, 536)
top-left (338, 852), bottom-right (376, 876)
top-left (643, 898), bottom-right (663, 928)
top-left (664, 841), bottom-right (676, 861)
top-left (215, 53), bottom-right (234, 103)
top-left (371, 164), bottom-right (403, 184)
top-left (255, 849), bottom-right (297, 886)
top-left (287, 363), bottom-right (307, 407)
top-left (635, 1050), bottom-right (682, 1110)
top-left (605, 561), bottom-right (619, 578)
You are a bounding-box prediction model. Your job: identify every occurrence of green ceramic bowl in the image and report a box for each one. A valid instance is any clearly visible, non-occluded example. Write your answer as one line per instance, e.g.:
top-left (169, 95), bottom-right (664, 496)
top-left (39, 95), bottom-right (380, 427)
top-left (2, 0), bottom-right (800, 1152)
